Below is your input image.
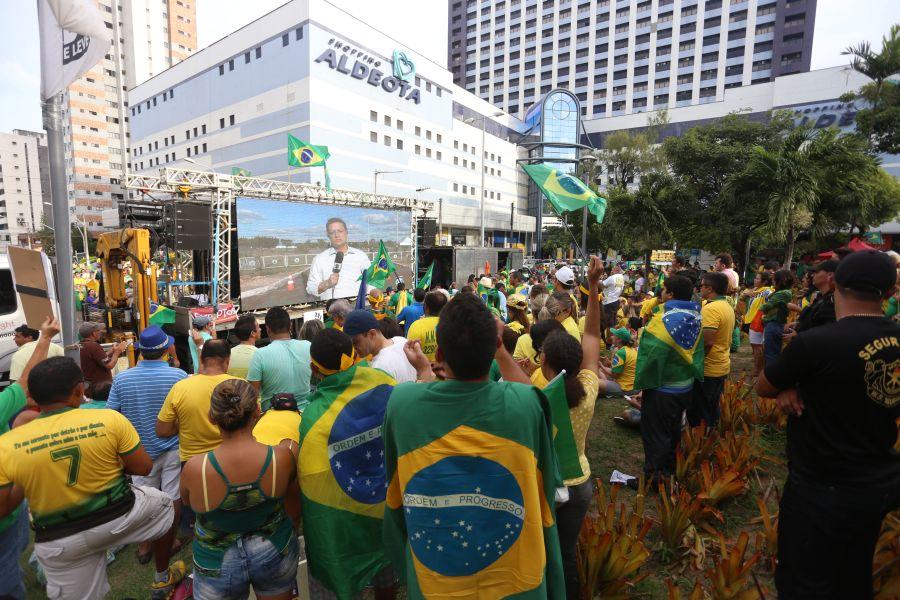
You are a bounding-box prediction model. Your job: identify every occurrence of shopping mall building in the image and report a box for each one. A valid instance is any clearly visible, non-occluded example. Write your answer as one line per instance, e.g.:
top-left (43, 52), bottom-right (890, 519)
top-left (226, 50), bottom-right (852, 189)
top-left (128, 0), bottom-right (894, 254)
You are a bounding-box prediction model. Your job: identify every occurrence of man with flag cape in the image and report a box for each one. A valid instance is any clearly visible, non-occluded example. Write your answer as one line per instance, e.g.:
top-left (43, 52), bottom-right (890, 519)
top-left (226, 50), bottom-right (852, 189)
top-left (383, 293), bottom-right (566, 599)
top-left (298, 328), bottom-right (397, 599)
top-left (387, 282), bottom-right (412, 318)
top-left (522, 163), bottom-right (607, 225)
top-left (288, 133), bottom-right (332, 192)
top-left (632, 273), bottom-right (704, 483)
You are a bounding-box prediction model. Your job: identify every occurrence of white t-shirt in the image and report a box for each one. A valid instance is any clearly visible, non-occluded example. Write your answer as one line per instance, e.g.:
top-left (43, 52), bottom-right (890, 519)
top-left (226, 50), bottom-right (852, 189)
top-left (722, 268), bottom-right (740, 292)
top-left (371, 336), bottom-right (417, 383)
top-left (602, 273), bottom-right (625, 305)
top-left (306, 246), bottom-right (370, 300)
top-left (635, 277), bottom-right (646, 293)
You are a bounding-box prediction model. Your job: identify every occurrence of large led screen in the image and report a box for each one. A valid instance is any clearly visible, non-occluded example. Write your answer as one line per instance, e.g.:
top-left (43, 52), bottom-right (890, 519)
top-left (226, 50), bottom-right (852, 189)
top-left (236, 197), bottom-right (414, 310)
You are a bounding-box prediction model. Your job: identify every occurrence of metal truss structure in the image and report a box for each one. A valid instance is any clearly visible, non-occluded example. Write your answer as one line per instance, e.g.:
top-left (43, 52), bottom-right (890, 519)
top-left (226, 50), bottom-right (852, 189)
top-left (125, 168), bottom-right (431, 305)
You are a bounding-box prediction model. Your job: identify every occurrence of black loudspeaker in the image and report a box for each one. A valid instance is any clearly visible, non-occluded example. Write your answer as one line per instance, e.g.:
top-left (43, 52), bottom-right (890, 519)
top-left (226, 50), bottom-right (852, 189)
top-left (173, 203), bottom-right (211, 251)
top-left (417, 218), bottom-right (437, 247)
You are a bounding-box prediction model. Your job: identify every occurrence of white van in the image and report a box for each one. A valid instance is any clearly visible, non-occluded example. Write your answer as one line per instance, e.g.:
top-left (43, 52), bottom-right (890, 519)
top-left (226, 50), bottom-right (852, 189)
top-left (0, 252), bottom-right (62, 380)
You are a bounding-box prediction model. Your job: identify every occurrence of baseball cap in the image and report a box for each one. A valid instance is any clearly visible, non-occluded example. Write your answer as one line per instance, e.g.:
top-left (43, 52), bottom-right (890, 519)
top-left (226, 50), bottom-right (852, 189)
top-left (507, 293), bottom-right (528, 310)
top-left (610, 327), bottom-right (633, 343)
top-left (78, 322), bottom-right (103, 338)
top-left (555, 266), bottom-right (575, 286)
top-left (342, 309), bottom-right (380, 337)
top-left (834, 250), bottom-right (897, 296)
top-left (478, 276), bottom-right (494, 289)
top-left (811, 259), bottom-right (839, 273)
top-left (137, 325), bottom-right (174, 352)
top-left (192, 315), bottom-right (213, 329)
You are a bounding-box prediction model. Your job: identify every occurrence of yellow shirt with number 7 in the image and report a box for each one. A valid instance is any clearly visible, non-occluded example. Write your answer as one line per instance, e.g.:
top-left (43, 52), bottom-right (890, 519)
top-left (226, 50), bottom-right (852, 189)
top-left (0, 407), bottom-right (140, 530)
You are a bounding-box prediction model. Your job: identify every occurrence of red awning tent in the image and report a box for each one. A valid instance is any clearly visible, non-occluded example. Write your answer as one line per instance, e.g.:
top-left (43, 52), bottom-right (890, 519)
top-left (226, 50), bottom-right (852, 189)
top-left (818, 237), bottom-right (877, 259)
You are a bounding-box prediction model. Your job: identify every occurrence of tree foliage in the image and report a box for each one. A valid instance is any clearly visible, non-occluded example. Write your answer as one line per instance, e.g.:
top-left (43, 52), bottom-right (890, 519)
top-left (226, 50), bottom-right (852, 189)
top-left (843, 24), bottom-right (900, 154)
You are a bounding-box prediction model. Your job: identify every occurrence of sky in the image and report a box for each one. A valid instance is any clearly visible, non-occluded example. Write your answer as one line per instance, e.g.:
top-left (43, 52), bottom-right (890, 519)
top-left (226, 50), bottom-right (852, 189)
top-left (0, 0), bottom-right (896, 133)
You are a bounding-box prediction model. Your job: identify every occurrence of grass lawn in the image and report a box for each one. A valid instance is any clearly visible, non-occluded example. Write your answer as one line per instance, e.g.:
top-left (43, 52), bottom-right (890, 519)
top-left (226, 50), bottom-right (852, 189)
top-left (12, 347), bottom-right (828, 598)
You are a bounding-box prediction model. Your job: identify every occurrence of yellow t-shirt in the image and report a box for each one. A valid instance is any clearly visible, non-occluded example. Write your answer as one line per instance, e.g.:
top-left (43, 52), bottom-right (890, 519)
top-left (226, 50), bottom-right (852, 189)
top-left (407, 316), bottom-right (440, 362)
top-left (561, 316), bottom-right (581, 341)
top-left (227, 344), bottom-right (257, 380)
top-left (577, 316), bottom-right (607, 351)
top-left (611, 345), bottom-right (638, 392)
top-left (159, 373), bottom-right (238, 461)
top-left (252, 409), bottom-right (302, 446)
top-left (567, 370), bottom-right (600, 486)
top-left (640, 297), bottom-right (661, 321)
top-left (507, 320), bottom-right (526, 335)
top-left (9, 341), bottom-right (65, 381)
top-left (530, 366), bottom-right (549, 389)
top-left (0, 407), bottom-right (140, 528)
top-left (513, 333), bottom-right (537, 365)
top-left (702, 298), bottom-right (735, 377)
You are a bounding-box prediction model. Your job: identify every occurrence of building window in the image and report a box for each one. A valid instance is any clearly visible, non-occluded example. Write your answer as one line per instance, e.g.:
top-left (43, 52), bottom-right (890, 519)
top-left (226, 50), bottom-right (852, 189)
top-left (415, 126), bottom-right (421, 136)
top-left (245, 52), bottom-right (250, 63)
top-left (186, 130), bottom-right (191, 139)
top-left (436, 133), bottom-right (442, 144)
top-left (295, 27), bottom-right (303, 40)
top-left (370, 110), bottom-right (377, 122)
top-left (255, 47), bottom-right (262, 58)
top-left (187, 148), bottom-right (192, 157)
top-left (370, 131), bottom-right (377, 142)
top-left (282, 33), bottom-right (289, 46)
top-left (218, 65), bottom-right (224, 75)
top-left (229, 115), bottom-right (235, 126)
top-left (384, 115), bottom-right (391, 126)
top-left (436, 151), bottom-right (442, 160)
top-left (384, 135), bottom-right (392, 146)
top-left (415, 145), bottom-right (421, 155)
top-left (220, 117), bottom-right (225, 128)
top-left (426, 148), bottom-right (432, 158)
top-left (228, 59), bottom-right (234, 71)
top-left (202, 124), bottom-right (207, 134)
top-left (453, 183), bottom-right (459, 191)
top-left (396, 139), bottom-right (403, 150)
top-left (202, 143), bottom-right (207, 152)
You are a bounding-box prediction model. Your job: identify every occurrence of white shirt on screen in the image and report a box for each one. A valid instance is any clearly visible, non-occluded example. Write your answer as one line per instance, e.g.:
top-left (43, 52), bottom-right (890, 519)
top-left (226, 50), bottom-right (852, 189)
top-left (306, 246), bottom-right (370, 300)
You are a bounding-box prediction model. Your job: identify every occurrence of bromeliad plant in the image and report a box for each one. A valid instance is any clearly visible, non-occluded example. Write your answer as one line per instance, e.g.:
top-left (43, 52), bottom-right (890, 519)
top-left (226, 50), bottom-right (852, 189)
top-left (873, 510), bottom-right (900, 598)
top-left (719, 377), bottom-right (753, 434)
top-left (746, 395), bottom-right (787, 429)
top-left (655, 480), bottom-right (709, 551)
top-left (696, 461), bottom-right (748, 508)
top-left (704, 532), bottom-right (765, 600)
top-left (577, 481), bottom-right (653, 600)
top-left (752, 498), bottom-right (779, 571)
top-left (675, 424), bottom-right (717, 488)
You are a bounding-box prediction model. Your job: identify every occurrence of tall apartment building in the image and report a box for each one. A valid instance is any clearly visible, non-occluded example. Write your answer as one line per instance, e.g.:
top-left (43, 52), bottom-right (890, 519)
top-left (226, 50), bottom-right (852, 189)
top-left (448, 0), bottom-right (816, 119)
top-left (62, 0), bottom-right (196, 229)
top-left (0, 130), bottom-right (50, 248)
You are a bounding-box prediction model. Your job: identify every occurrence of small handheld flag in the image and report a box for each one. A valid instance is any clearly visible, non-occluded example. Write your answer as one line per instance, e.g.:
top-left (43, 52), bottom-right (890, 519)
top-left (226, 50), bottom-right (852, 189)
top-left (361, 241), bottom-right (397, 289)
top-left (417, 262), bottom-right (434, 290)
top-left (522, 163), bottom-right (607, 224)
top-left (540, 370), bottom-right (584, 481)
top-left (355, 269), bottom-right (369, 310)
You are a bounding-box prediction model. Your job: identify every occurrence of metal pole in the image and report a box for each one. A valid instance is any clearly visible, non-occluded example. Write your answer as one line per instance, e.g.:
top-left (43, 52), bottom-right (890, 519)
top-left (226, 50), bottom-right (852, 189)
top-left (510, 202), bottom-right (514, 248)
top-left (438, 197), bottom-right (443, 245)
top-left (43, 94), bottom-right (78, 360)
top-left (373, 172), bottom-right (378, 195)
top-left (479, 118), bottom-right (486, 247)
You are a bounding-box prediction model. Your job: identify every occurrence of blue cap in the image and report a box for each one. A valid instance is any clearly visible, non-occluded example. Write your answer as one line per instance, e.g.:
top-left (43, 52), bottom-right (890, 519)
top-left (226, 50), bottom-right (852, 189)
top-left (342, 310), bottom-right (380, 337)
top-left (137, 325), bottom-right (174, 352)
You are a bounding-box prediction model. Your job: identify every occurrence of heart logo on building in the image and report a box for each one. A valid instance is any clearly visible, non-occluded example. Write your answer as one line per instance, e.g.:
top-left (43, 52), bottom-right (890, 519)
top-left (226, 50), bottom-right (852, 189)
top-left (392, 50), bottom-right (415, 82)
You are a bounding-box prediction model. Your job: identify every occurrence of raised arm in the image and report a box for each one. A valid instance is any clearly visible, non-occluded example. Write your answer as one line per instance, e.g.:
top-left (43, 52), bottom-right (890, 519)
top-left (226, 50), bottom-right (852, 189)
top-left (580, 256), bottom-right (602, 374)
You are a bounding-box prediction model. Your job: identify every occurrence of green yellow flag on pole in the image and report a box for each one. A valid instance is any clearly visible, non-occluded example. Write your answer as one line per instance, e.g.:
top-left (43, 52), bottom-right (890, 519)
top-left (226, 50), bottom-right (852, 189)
top-left (417, 262), bottom-right (434, 289)
top-left (541, 371), bottom-right (584, 481)
top-left (522, 163), bottom-right (607, 224)
top-left (231, 167), bottom-right (251, 177)
top-left (298, 364), bottom-right (396, 598)
top-left (288, 133), bottom-right (332, 192)
top-left (361, 240), bottom-right (397, 289)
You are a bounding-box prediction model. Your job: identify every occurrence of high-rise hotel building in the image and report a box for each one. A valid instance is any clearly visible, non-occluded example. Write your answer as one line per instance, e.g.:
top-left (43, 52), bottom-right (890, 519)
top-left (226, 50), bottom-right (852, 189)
top-left (448, 0), bottom-right (816, 119)
top-left (62, 0), bottom-right (197, 229)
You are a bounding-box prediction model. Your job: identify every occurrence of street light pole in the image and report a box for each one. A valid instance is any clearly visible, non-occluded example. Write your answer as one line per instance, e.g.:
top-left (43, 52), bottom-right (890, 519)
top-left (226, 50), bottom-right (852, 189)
top-left (579, 155), bottom-right (599, 259)
top-left (479, 118), bottom-right (486, 246)
top-left (373, 169), bottom-right (403, 195)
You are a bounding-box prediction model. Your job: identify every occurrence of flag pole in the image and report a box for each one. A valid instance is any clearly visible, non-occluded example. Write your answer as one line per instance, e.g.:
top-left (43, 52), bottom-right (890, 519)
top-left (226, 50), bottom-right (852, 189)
top-left (42, 93), bottom-right (78, 360)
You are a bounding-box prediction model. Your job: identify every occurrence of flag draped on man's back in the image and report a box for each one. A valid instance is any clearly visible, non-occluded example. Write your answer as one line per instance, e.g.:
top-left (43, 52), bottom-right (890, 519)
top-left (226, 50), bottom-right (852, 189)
top-left (298, 364), bottom-right (397, 598)
top-left (383, 380), bottom-right (566, 598)
top-left (633, 299), bottom-right (704, 391)
top-left (522, 163), bottom-right (607, 224)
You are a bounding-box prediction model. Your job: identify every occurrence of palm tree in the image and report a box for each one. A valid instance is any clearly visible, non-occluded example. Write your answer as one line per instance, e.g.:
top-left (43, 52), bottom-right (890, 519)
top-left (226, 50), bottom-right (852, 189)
top-left (601, 172), bottom-right (673, 271)
top-left (727, 127), bottom-right (821, 266)
top-left (843, 24), bottom-right (900, 108)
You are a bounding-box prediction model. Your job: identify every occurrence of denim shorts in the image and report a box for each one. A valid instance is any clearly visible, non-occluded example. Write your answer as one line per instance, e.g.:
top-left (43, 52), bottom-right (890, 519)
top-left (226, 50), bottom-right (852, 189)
top-left (193, 534), bottom-right (299, 600)
top-left (0, 506), bottom-right (30, 600)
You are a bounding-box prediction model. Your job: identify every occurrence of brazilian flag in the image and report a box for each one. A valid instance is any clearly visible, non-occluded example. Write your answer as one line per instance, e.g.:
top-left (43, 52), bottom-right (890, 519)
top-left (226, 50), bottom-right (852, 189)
top-left (148, 304), bottom-right (176, 326)
top-left (288, 133), bottom-right (332, 192)
top-left (522, 163), bottom-right (607, 224)
top-left (541, 371), bottom-right (583, 481)
top-left (633, 299), bottom-right (704, 391)
top-left (361, 241), bottom-right (396, 289)
top-left (417, 262), bottom-right (433, 290)
top-left (383, 379), bottom-right (566, 599)
top-left (298, 364), bottom-right (397, 598)
top-left (231, 166), bottom-right (251, 177)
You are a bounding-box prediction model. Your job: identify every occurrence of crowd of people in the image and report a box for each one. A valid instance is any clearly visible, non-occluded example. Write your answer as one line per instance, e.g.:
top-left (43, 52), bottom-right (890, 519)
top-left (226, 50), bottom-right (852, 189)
top-left (0, 247), bottom-right (897, 600)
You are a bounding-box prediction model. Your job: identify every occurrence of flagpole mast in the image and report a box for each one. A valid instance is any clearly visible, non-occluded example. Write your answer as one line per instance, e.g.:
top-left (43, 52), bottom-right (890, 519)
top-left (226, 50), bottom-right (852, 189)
top-left (43, 93), bottom-right (78, 361)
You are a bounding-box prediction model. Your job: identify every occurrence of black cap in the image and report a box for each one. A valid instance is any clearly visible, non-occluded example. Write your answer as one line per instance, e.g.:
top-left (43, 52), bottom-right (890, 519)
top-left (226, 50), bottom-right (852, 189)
top-left (811, 259), bottom-right (839, 273)
top-left (834, 251), bottom-right (897, 296)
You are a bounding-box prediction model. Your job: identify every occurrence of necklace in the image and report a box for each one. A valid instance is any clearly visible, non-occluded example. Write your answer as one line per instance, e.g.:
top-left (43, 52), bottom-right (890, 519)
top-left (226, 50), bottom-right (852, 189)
top-left (840, 313), bottom-right (885, 319)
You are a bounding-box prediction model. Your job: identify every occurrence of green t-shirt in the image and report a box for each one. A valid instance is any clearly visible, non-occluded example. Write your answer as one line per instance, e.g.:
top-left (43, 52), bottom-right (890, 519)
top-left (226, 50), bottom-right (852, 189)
top-left (761, 289), bottom-right (793, 324)
top-left (382, 379), bottom-right (565, 599)
top-left (247, 339), bottom-right (312, 409)
top-left (0, 383), bottom-right (26, 532)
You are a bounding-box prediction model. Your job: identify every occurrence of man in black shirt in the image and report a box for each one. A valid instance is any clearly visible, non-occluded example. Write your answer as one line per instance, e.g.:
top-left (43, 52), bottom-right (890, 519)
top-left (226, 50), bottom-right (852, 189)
top-left (785, 259), bottom-right (837, 341)
top-left (756, 250), bottom-right (900, 599)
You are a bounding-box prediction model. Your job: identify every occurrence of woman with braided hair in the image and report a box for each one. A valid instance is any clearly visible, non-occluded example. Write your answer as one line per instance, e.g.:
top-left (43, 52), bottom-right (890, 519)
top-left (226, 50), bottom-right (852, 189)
top-left (179, 379), bottom-right (300, 600)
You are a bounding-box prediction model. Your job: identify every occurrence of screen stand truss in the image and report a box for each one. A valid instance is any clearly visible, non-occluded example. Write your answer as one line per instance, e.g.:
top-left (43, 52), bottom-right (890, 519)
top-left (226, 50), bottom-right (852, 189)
top-left (126, 168), bottom-right (428, 305)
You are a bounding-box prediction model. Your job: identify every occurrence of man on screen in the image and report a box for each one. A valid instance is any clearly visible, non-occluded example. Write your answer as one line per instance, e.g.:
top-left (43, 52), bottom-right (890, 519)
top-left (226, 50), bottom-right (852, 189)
top-left (306, 217), bottom-right (370, 300)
